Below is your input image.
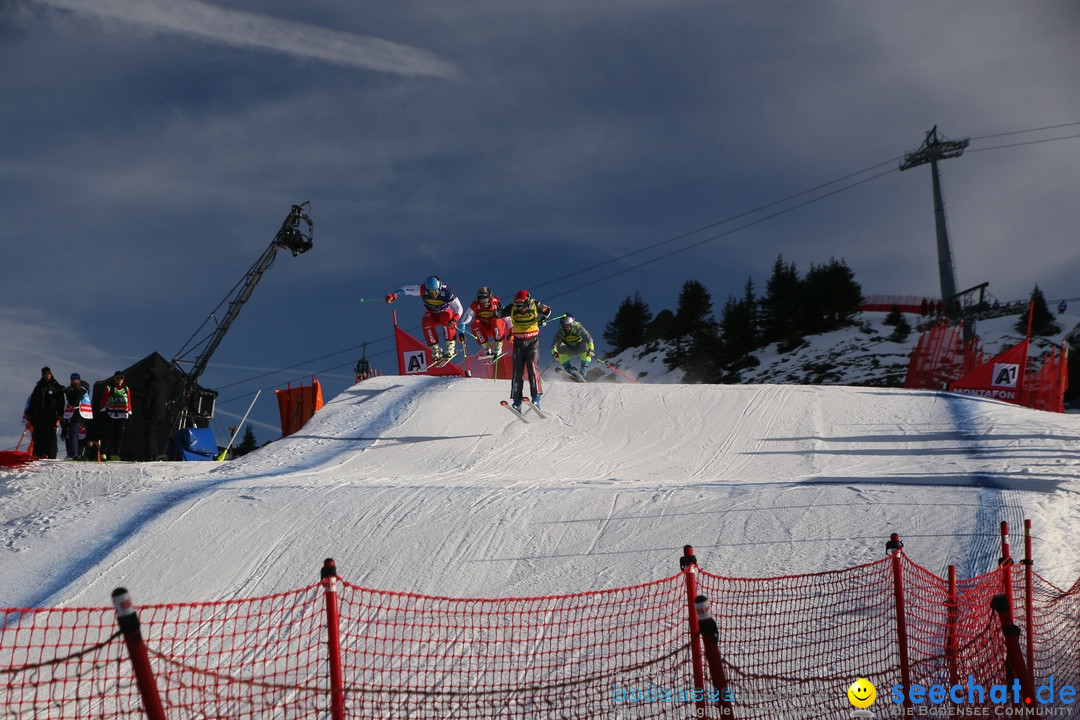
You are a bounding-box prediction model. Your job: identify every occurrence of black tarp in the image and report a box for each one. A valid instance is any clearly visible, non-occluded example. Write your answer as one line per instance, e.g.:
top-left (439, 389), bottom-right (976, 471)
top-left (90, 352), bottom-right (213, 461)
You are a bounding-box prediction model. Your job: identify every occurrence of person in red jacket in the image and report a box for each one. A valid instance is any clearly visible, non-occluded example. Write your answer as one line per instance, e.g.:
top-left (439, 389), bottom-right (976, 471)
top-left (459, 286), bottom-right (509, 360)
top-left (99, 370), bottom-right (133, 461)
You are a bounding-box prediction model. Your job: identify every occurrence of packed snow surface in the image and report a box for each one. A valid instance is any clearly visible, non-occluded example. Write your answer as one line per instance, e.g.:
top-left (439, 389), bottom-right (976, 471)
top-left (3, 375), bottom-right (1079, 610)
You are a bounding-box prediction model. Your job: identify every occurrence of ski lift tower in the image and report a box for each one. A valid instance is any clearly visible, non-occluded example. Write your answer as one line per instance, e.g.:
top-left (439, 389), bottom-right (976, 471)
top-left (899, 126), bottom-right (970, 319)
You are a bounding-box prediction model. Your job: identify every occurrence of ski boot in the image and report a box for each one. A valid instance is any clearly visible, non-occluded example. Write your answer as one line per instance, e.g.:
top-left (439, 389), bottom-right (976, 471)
top-left (494, 341), bottom-right (503, 357)
top-left (446, 340), bottom-right (456, 358)
top-left (512, 399), bottom-right (523, 413)
top-left (579, 361), bottom-right (592, 378)
top-left (430, 345), bottom-right (446, 361)
top-left (531, 394), bottom-right (541, 409)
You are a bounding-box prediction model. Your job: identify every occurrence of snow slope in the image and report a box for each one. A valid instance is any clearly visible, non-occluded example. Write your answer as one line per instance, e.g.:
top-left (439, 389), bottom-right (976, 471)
top-left (3, 372), bottom-right (1079, 611)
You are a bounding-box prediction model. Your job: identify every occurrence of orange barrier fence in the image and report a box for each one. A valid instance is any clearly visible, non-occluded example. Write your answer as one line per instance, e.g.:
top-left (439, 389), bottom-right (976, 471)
top-left (3, 525), bottom-right (1078, 719)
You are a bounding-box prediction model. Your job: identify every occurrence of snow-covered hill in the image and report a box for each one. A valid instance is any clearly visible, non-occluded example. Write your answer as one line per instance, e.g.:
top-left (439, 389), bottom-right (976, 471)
top-left (3, 368), bottom-right (1080, 611)
top-left (602, 310), bottom-right (1078, 391)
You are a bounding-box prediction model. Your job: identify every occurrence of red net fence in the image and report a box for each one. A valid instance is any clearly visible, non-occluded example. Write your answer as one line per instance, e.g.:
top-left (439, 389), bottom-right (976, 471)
top-left (905, 325), bottom-right (1069, 413)
top-left (3, 528), bottom-right (1078, 719)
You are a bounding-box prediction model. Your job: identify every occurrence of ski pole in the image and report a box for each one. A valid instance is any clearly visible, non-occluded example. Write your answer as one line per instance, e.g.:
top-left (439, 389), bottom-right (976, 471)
top-left (461, 330), bottom-right (471, 377)
top-left (217, 390), bottom-right (261, 461)
top-left (596, 357), bottom-right (640, 384)
top-left (357, 297), bottom-right (387, 303)
top-left (14, 427), bottom-right (27, 451)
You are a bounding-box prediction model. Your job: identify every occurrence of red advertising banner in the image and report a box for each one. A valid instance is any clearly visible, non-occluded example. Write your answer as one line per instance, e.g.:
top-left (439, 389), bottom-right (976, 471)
top-left (276, 378), bottom-right (324, 437)
top-left (949, 339), bottom-right (1029, 405)
top-left (393, 324), bottom-right (466, 377)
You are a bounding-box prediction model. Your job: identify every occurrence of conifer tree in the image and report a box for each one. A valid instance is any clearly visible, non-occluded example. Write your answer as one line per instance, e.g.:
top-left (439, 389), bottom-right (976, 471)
top-left (665, 280), bottom-right (718, 374)
top-left (759, 255), bottom-right (802, 345)
top-left (236, 424), bottom-right (258, 456)
top-left (719, 278), bottom-right (759, 362)
top-left (603, 292), bottom-right (653, 354)
top-left (1016, 285), bottom-right (1059, 336)
top-left (802, 257), bottom-right (863, 332)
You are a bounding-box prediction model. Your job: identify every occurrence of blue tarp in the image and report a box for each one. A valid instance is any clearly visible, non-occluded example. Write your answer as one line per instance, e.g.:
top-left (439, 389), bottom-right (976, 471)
top-left (172, 428), bottom-right (218, 461)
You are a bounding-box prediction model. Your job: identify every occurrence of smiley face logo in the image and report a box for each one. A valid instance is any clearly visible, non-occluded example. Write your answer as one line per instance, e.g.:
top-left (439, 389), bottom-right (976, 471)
top-left (847, 678), bottom-right (876, 708)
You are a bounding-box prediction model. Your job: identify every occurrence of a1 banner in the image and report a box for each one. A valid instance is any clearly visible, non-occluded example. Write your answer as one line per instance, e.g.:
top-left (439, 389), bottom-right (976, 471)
top-left (394, 324), bottom-right (466, 377)
top-left (949, 339), bottom-right (1029, 404)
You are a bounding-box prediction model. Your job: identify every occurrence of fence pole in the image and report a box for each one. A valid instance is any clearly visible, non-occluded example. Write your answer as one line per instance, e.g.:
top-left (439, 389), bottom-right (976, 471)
top-left (680, 546), bottom-right (707, 713)
top-left (695, 594), bottom-right (735, 715)
top-left (945, 565), bottom-right (960, 688)
top-left (1023, 520), bottom-right (1036, 688)
top-left (322, 558), bottom-right (346, 720)
top-left (111, 588), bottom-right (167, 720)
top-left (887, 535), bottom-right (913, 712)
top-left (990, 594), bottom-right (1036, 705)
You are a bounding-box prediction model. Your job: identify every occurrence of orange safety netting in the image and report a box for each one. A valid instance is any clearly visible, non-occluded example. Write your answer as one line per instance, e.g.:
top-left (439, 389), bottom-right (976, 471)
top-left (3, 550), bottom-right (1078, 719)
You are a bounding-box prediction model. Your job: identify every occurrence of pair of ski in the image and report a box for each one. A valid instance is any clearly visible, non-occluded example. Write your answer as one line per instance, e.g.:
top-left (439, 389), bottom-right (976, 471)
top-left (500, 398), bottom-right (545, 423)
top-left (431, 351), bottom-right (506, 369)
top-left (430, 351), bottom-right (458, 368)
top-left (555, 366), bottom-right (587, 383)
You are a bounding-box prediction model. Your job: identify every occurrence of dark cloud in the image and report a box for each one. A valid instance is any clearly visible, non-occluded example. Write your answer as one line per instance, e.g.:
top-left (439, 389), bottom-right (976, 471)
top-left (1, 1), bottom-right (1078, 447)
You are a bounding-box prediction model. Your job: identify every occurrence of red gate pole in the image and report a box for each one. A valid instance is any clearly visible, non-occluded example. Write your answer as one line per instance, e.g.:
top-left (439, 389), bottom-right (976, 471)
top-left (1023, 520), bottom-right (1036, 688)
top-left (887, 534), bottom-right (913, 712)
top-left (695, 594), bottom-right (735, 715)
top-left (111, 588), bottom-right (167, 720)
top-left (990, 594), bottom-right (1037, 706)
top-left (945, 566), bottom-right (960, 688)
top-left (321, 559), bottom-right (346, 720)
top-left (680, 546), bottom-right (707, 713)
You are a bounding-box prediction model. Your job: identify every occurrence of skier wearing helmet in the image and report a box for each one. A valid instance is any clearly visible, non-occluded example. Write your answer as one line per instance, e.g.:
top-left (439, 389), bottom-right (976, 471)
top-left (497, 290), bottom-right (552, 411)
top-left (458, 287), bottom-right (509, 360)
top-left (385, 275), bottom-right (464, 361)
top-left (551, 314), bottom-right (595, 381)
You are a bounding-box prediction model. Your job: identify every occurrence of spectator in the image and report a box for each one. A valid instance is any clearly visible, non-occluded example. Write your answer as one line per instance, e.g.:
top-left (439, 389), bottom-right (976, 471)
top-left (99, 370), bottom-right (133, 461)
top-left (62, 373), bottom-right (93, 460)
top-left (26, 367), bottom-right (65, 459)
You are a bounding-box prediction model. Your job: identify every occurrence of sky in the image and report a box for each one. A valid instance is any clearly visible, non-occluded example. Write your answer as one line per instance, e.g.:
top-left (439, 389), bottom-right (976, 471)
top-left (3, 1), bottom-right (1080, 448)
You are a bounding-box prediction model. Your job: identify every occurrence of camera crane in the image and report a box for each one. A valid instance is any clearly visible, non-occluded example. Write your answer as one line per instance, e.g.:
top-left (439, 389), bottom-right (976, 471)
top-left (169, 202), bottom-right (314, 431)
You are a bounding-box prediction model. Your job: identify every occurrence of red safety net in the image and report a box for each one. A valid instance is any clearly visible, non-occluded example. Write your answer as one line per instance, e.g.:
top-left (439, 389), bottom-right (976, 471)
top-left (904, 323), bottom-right (984, 390)
top-left (1018, 343), bottom-right (1069, 413)
top-left (3, 549), bottom-right (1079, 719)
top-left (906, 326), bottom-right (1069, 413)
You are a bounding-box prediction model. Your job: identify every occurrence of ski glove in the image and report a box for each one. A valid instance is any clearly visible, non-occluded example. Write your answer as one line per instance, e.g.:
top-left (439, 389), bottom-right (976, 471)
top-left (384, 293), bottom-right (397, 304)
top-left (551, 348), bottom-right (560, 358)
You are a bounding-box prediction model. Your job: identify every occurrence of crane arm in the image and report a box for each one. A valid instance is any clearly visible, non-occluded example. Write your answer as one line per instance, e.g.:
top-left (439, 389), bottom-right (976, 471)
top-left (169, 203), bottom-right (313, 425)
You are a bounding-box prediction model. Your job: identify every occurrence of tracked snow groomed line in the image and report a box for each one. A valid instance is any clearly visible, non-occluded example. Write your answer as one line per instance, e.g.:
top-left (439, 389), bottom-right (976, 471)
top-left (1, 376), bottom-right (1078, 609)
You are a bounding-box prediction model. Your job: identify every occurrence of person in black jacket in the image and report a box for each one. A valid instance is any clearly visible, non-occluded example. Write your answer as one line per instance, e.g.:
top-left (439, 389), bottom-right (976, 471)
top-left (27, 367), bottom-right (66, 459)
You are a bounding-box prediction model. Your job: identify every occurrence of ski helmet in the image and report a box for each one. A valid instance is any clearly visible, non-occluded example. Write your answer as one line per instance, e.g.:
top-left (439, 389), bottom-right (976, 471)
top-left (560, 314), bottom-right (574, 329)
top-left (423, 275), bottom-right (441, 297)
top-left (476, 286), bottom-right (492, 301)
top-left (513, 290), bottom-right (530, 306)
